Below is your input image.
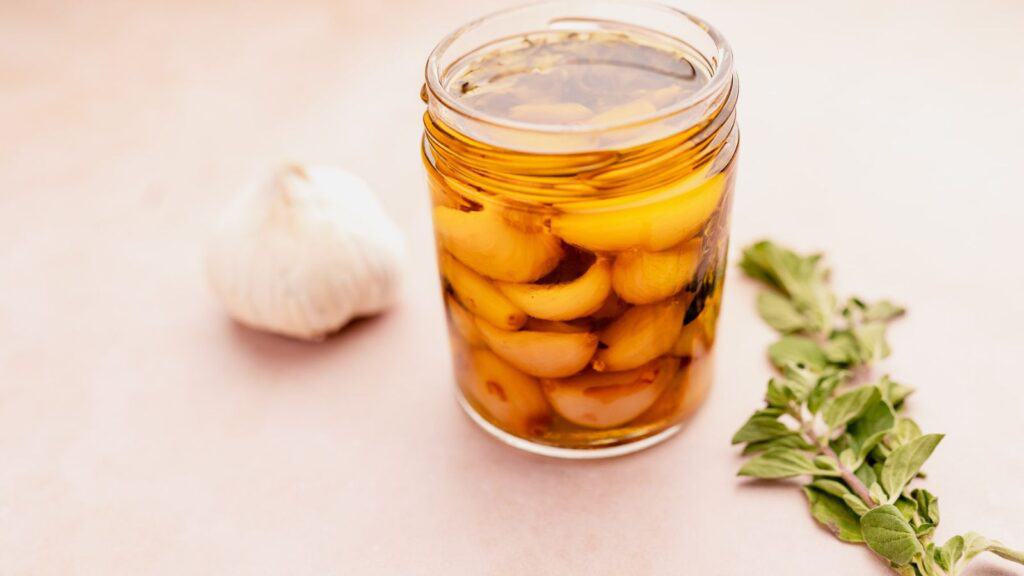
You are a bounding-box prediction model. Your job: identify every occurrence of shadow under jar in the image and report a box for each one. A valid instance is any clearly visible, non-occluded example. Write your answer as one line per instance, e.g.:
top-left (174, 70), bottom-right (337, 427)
top-left (422, 0), bottom-right (738, 458)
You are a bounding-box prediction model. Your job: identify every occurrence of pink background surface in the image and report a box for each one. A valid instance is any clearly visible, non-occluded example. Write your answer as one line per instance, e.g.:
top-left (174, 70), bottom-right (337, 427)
top-left (2, 1), bottom-right (1022, 574)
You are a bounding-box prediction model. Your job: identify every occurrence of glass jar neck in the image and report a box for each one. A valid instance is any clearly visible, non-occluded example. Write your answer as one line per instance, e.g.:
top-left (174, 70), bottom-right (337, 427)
top-left (422, 74), bottom-right (737, 205)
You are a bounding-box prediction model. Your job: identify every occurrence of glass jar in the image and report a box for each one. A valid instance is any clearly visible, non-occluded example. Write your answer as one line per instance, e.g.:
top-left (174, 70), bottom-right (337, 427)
top-left (421, 0), bottom-right (738, 458)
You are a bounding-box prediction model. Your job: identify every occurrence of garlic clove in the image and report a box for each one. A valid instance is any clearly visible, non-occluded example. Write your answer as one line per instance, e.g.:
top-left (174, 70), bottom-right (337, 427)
top-left (541, 356), bottom-right (679, 429)
top-left (592, 298), bottom-right (686, 372)
top-left (474, 317), bottom-right (599, 378)
top-left (611, 238), bottom-right (701, 305)
top-left (495, 258), bottom-right (612, 321)
top-left (206, 164), bottom-right (405, 340)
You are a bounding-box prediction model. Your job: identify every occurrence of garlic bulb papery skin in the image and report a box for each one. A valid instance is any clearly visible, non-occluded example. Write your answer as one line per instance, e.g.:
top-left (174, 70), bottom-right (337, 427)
top-left (206, 164), bottom-right (405, 341)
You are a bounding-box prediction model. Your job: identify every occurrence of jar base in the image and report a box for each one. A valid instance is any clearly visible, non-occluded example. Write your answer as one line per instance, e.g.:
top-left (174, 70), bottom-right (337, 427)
top-left (456, 391), bottom-right (684, 459)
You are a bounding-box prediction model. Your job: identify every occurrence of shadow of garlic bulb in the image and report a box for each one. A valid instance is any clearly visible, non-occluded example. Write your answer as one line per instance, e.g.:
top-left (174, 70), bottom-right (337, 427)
top-left (206, 164), bottom-right (405, 340)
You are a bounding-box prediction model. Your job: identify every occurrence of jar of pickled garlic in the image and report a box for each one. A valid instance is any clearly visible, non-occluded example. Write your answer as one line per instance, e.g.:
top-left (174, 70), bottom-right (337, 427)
top-left (422, 0), bottom-right (737, 458)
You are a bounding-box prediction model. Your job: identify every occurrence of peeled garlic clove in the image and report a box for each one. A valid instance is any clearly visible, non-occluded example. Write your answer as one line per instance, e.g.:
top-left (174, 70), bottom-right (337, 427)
top-left (612, 239), bottom-right (701, 305)
top-left (549, 173), bottom-right (725, 252)
top-left (475, 317), bottom-right (599, 378)
top-left (439, 252), bottom-right (526, 331)
top-left (432, 205), bottom-right (563, 283)
top-left (672, 314), bottom-right (711, 358)
top-left (206, 164), bottom-right (404, 340)
top-left (465, 349), bottom-right (551, 436)
top-left (495, 258), bottom-right (612, 321)
top-left (445, 294), bottom-right (485, 347)
top-left (593, 299), bottom-right (686, 372)
top-left (541, 356), bottom-right (679, 429)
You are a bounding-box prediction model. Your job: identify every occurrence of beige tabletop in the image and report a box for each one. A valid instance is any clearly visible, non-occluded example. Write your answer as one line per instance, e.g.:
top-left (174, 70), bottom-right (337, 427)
top-left (2, 0), bottom-right (1023, 574)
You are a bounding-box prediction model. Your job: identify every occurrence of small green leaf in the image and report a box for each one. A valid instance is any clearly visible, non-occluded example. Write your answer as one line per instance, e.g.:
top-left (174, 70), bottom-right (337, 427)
top-left (870, 483), bottom-right (889, 506)
top-left (757, 291), bottom-right (809, 333)
top-left (962, 532), bottom-right (991, 559)
top-left (893, 418), bottom-right (923, 447)
top-left (894, 496), bottom-right (918, 523)
top-left (861, 505), bottom-right (924, 566)
top-left (823, 330), bottom-right (861, 365)
top-left (741, 434), bottom-right (814, 455)
top-left (768, 336), bottom-right (829, 371)
top-left (810, 479), bottom-right (853, 498)
top-left (881, 434), bottom-right (944, 503)
top-left (822, 386), bottom-right (880, 431)
top-left (780, 364), bottom-right (819, 397)
top-left (855, 462), bottom-right (878, 487)
top-left (911, 489), bottom-right (940, 526)
top-left (753, 407), bottom-right (786, 418)
top-left (934, 535), bottom-right (964, 572)
top-left (804, 487), bottom-right (865, 543)
top-left (854, 321), bottom-right (892, 363)
top-left (807, 371), bottom-right (845, 414)
top-left (739, 449), bottom-right (835, 479)
top-left (814, 455), bottom-right (838, 472)
top-left (878, 375), bottom-right (914, 407)
top-left (732, 414), bottom-right (795, 445)
top-left (739, 243), bottom-right (833, 332)
top-left (849, 399), bottom-right (896, 444)
top-left (857, 431), bottom-right (888, 464)
top-left (843, 493), bottom-right (870, 516)
top-left (864, 300), bottom-right (906, 322)
top-left (839, 448), bottom-right (858, 470)
top-left (765, 379), bottom-right (793, 408)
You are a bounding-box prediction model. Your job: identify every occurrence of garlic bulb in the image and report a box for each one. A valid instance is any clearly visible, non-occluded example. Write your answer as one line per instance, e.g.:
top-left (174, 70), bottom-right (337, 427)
top-left (206, 164), bottom-right (404, 340)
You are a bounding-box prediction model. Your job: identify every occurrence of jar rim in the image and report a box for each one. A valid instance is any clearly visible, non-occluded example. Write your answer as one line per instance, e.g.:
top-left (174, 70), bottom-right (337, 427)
top-left (424, 0), bottom-right (735, 136)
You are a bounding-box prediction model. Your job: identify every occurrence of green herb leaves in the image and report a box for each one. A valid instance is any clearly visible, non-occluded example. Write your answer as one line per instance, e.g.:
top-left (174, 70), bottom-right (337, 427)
top-left (735, 240), bottom-right (1024, 576)
top-left (823, 386), bottom-right (879, 431)
top-left (862, 505), bottom-right (923, 566)
top-left (879, 435), bottom-right (943, 504)
top-left (739, 448), bottom-right (835, 479)
top-left (805, 486), bottom-right (865, 543)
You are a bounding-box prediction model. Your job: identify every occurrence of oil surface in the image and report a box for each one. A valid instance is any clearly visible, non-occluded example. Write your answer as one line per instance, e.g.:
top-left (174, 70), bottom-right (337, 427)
top-left (445, 29), bottom-right (712, 127)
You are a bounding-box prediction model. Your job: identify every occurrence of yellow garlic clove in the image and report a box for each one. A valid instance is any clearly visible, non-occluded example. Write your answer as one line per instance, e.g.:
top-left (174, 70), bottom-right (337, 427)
top-left (496, 258), bottom-right (612, 321)
top-left (593, 299), bottom-right (686, 372)
top-left (677, 354), bottom-right (714, 419)
top-left (672, 312), bottom-right (712, 358)
top-left (465, 349), bottom-right (551, 436)
top-left (440, 252), bottom-right (526, 330)
top-left (549, 173), bottom-right (725, 252)
top-left (672, 290), bottom-right (721, 358)
top-left (612, 239), bottom-right (701, 304)
top-left (433, 206), bottom-right (564, 283)
top-left (475, 318), bottom-right (599, 378)
top-left (542, 357), bottom-right (679, 429)
top-left (445, 294), bottom-right (485, 347)
top-left (206, 164), bottom-right (405, 341)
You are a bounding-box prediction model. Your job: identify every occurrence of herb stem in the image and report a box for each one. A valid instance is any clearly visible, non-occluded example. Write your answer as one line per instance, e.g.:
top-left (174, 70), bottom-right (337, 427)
top-left (796, 411), bottom-right (876, 507)
top-left (821, 442), bottom-right (876, 507)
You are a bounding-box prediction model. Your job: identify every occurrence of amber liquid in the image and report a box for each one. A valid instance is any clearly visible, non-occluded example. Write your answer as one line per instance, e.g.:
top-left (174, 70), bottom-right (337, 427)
top-left (424, 28), bottom-right (737, 451)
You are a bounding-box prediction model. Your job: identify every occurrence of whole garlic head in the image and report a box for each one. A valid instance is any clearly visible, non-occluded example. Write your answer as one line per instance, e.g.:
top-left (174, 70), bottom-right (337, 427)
top-left (207, 164), bottom-right (404, 340)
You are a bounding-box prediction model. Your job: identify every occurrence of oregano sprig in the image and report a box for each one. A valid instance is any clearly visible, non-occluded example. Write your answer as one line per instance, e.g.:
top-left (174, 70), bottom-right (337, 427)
top-left (734, 240), bottom-right (1023, 576)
